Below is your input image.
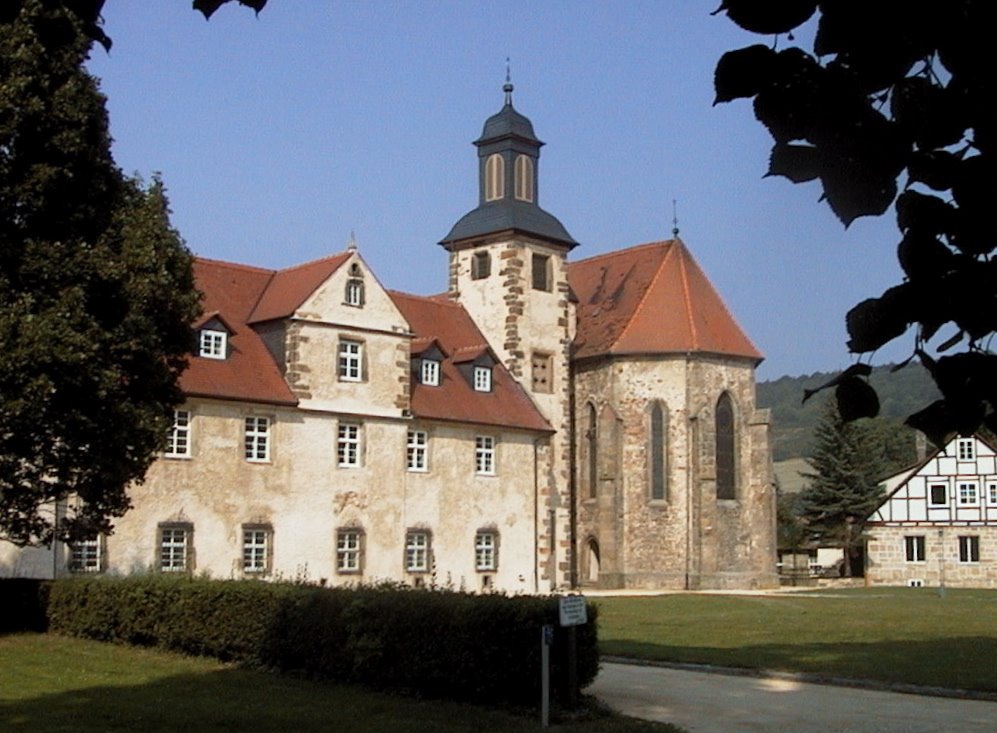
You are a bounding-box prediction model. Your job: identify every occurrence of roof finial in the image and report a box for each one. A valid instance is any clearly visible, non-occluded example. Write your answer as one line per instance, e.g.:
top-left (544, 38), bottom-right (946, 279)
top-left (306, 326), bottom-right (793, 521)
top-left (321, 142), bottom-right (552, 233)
top-left (672, 199), bottom-right (680, 238)
top-left (503, 57), bottom-right (514, 105)
top-left (347, 230), bottom-right (358, 251)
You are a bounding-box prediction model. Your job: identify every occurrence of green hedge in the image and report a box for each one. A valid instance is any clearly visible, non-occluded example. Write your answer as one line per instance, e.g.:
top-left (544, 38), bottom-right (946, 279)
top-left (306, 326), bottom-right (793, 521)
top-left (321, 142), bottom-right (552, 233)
top-left (46, 576), bottom-right (598, 706)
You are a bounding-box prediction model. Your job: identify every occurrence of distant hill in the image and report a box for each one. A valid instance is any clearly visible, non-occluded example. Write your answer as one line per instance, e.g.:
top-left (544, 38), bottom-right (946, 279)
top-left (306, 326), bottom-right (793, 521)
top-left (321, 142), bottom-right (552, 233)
top-left (757, 363), bottom-right (940, 462)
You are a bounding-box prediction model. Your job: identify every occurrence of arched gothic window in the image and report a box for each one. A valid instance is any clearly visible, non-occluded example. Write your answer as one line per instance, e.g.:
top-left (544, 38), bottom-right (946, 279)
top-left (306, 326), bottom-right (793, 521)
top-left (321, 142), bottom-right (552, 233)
top-left (716, 393), bottom-right (736, 500)
top-left (587, 403), bottom-right (598, 499)
top-left (485, 154), bottom-right (504, 201)
top-left (650, 402), bottom-right (667, 501)
top-left (514, 155), bottom-right (534, 202)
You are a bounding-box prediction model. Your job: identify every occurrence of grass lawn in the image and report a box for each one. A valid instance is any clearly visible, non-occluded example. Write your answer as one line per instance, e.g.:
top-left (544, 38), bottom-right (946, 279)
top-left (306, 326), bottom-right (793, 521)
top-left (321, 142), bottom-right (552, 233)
top-left (595, 587), bottom-right (997, 692)
top-left (0, 634), bottom-right (680, 733)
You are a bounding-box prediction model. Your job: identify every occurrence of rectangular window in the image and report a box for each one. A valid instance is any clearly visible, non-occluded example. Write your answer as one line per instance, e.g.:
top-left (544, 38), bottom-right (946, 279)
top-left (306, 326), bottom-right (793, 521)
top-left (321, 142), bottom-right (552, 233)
top-left (904, 535), bottom-right (925, 563)
top-left (407, 430), bottom-right (428, 472)
top-left (475, 531), bottom-right (497, 571)
top-left (421, 359), bottom-right (440, 386)
top-left (957, 438), bottom-right (976, 460)
top-left (473, 365), bottom-right (492, 392)
top-left (242, 526), bottom-right (271, 575)
top-left (958, 535), bottom-right (980, 563)
top-left (405, 530), bottom-right (430, 573)
top-left (338, 340), bottom-right (363, 382)
top-left (199, 329), bottom-right (227, 359)
top-left (532, 253), bottom-right (551, 291)
top-left (159, 524), bottom-right (191, 573)
top-left (336, 529), bottom-right (363, 573)
top-left (988, 482), bottom-right (997, 505)
top-left (531, 352), bottom-right (552, 393)
top-left (337, 422), bottom-right (361, 468)
top-left (471, 250), bottom-right (491, 280)
top-left (166, 409), bottom-right (192, 458)
top-left (244, 416), bottom-right (270, 462)
top-left (958, 481), bottom-right (979, 506)
top-left (929, 483), bottom-right (947, 506)
top-left (69, 536), bottom-right (101, 574)
top-left (475, 436), bottom-right (495, 475)
top-left (345, 278), bottom-right (364, 307)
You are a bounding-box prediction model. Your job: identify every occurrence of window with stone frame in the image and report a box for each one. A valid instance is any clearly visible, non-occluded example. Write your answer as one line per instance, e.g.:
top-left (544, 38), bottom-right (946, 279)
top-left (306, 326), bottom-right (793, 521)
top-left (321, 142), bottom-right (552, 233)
top-left (958, 535), bottom-right (980, 563)
top-left (531, 253), bottom-right (552, 292)
top-left (531, 352), bottom-right (552, 393)
top-left (166, 409), bottom-right (192, 458)
top-left (407, 429), bottom-right (428, 472)
top-left (475, 435), bottom-right (496, 475)
top-left (904, 535), bottom-right (926, 562)
top-left (338, 340), bottom-right (363, 382)
top-left (475, 530), bottom-right (498, 571)
top-left (69, 536), bottom-right (102, 573)
top-left (405, 530), bottom-right (431, 573)
top-left (244, 416), bottom-right (271, 462)
top-left (337, 422), bottom-right (362, 468)
top-left (242, 525), bottom-right (272, 575)
top-left (715, 393), bottom-right (736, 500)
top-left (649, 402), bottom-right (668, 501)
top-left (336, 528), bottom-right (364, 573)
top-left (471, 250), bottom-right (491, 280)
top-left (158, 523), bottom-right (193, 573)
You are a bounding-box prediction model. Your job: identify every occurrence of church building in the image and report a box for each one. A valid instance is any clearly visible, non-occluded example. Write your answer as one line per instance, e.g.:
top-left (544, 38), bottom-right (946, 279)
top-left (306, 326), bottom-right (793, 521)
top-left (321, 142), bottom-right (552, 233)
top-left (3, 84), bottom-right (778, 591)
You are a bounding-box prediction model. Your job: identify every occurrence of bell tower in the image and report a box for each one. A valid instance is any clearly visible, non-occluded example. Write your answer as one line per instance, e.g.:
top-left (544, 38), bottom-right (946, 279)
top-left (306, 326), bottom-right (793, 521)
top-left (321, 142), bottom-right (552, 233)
top-left (440, 78), bottom-right (577, 589)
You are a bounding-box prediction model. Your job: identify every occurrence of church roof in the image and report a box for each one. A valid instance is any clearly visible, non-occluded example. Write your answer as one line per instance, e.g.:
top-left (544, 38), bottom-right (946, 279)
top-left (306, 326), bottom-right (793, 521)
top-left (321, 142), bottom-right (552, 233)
top-left (476, 99), bottom-right (540, 145)
top-left (390, 291), bottom-right (553, 433)
top-left (568, 240), bottom-right (763, 363)
top-left (441, 200), bottom-right (577, 248)
top-left (182, 258), bottom-right (298, 405)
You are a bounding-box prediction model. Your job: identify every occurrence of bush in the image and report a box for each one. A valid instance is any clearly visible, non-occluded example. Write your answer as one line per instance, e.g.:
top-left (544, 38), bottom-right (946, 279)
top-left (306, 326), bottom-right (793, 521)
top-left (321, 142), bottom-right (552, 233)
top-left (45, 576), bottom-right (598, 706)
top-left (0, 578), bottom-right (49, 633)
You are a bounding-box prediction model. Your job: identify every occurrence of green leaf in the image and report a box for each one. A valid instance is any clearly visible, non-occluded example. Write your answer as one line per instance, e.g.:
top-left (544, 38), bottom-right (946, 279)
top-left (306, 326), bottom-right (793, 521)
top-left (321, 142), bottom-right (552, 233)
top-left (846, 285), bottom-right (912, 354)
top-left (835, 376), bottom-right (880, 421)
top-left (715, 0), bottom-right (817, 35)
top-left (767, 143), bottom-right (821, 182)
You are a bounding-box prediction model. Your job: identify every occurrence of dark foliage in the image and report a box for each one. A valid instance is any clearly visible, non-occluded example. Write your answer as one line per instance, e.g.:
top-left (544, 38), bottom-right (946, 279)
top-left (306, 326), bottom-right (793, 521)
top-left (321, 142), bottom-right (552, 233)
top-left (0, 1), bottom-right (202, 545)
top-left (0, 578), bottom-right (49, 633)
top-left (715, 1), bottom-right (997, 444)
top-left (45, 576), bottom-right (598, 707)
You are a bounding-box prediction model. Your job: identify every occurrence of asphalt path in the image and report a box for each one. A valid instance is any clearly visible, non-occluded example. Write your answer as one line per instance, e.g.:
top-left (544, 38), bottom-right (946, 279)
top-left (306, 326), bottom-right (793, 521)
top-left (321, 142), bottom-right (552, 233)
top-left (588, 661), bottom-right (997, 733)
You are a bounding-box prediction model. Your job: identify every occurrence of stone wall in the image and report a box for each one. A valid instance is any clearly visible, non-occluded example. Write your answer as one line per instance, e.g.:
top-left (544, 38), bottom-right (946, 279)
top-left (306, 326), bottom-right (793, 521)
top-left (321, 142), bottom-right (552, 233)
top-left (866, 525), bottom-right (997, 588)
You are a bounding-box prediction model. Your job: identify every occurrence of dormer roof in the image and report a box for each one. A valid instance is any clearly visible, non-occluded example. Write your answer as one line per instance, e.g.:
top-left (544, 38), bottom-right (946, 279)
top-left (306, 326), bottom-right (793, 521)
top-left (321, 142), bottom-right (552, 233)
top-left (569, 239), bottom-right (763, 364)
top-left (389, 291), bottom-right (552, 433)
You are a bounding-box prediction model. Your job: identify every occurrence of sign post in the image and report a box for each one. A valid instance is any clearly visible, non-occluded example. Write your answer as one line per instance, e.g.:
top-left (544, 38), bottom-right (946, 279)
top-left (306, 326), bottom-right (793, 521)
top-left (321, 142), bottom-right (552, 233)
top-left (558, 595), bottom-right (587, 709)
top-left (540, 624), bottom-right (553, 728)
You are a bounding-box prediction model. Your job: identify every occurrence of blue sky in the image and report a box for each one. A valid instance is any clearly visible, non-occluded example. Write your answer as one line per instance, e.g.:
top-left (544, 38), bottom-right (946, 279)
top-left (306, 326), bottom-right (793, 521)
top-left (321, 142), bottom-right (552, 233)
top-left (86, 1), bottom-right (911, 381)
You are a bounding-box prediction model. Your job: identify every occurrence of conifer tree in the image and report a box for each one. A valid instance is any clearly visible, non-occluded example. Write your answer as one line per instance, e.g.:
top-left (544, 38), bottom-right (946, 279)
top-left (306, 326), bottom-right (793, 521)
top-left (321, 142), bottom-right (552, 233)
top-left (0, 1), bottom-right (201, 546)
top-left (799, 400), bottom-right (887, 576)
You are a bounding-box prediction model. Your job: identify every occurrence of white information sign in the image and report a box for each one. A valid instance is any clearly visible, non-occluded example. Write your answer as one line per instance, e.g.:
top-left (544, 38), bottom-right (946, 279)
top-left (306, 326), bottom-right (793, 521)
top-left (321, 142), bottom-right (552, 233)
top-left (558, 595), bottom-right (587, 627)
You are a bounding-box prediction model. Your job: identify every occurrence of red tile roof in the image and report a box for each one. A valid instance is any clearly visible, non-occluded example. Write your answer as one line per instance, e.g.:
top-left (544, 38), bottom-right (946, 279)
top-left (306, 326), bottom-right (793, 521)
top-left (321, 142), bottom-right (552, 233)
top-left (182, 259), bottom-right (298, 405)
top-left (389, 291), bottom-right (553, 433)
top-left (248, 252), bottom-right (352, 323)
top-left (568, 240), bottom-right (763, 363)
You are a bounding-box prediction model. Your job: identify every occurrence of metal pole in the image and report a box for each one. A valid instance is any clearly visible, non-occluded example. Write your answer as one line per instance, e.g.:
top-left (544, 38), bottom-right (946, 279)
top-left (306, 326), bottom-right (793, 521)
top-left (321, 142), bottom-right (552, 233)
top-left (541, 625), bottom-right (552, 728)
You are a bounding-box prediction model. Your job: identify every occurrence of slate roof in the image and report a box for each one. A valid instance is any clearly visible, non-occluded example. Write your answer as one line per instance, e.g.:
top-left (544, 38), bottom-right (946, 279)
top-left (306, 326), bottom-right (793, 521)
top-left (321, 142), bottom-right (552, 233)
top-left (389, 291), bottom-right (553, 433)
top-left (441, 200), bottom-right (577, 249)
top-left (568, 240), bottom-right (763, 363)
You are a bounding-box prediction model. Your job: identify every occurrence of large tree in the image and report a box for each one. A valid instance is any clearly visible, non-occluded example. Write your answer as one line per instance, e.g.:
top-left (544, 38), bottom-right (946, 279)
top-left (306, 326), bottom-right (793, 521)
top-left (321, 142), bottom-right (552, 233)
top-left (0, 0), bottom-right (201, 546)
top-left (714, 1), bottom-right (996, 446)
top-left (798, 400), bottom-right (887, 576)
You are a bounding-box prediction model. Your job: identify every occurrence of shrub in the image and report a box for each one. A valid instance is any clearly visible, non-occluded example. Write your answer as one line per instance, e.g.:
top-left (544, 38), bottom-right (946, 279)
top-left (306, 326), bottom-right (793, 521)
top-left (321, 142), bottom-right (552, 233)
top-left (44, 576), bottom-right (598, 706)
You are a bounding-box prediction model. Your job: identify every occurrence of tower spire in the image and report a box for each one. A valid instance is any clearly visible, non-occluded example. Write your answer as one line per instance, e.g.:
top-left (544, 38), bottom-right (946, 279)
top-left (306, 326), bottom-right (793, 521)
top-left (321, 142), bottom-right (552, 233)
top-left (672, 199), bottom-right (680, 238)
top-left (503, 57), bottom-right (513, 105)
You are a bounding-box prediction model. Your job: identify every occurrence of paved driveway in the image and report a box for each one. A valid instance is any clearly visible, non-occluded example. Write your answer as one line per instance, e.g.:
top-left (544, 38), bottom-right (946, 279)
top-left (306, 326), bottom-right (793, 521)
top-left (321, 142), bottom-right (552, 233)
top-left (588, 662), bottom-right (997, 733)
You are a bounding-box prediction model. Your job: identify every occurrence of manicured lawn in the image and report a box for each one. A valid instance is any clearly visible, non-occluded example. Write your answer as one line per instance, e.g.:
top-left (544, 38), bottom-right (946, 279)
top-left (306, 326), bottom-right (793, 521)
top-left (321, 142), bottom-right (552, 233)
top-left (595, 587), bottom-right (997, 692)
top-left (0, 634), bottom-right (680, 733)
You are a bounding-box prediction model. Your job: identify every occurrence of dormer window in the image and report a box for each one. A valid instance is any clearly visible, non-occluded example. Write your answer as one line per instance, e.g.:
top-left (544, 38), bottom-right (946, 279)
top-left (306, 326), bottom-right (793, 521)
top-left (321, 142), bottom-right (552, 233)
top-left (485, 154), bottom-right (504, 201)
top-left (421, 359), bottom-right (440, 386)
top-left (345, 263), bottom-right (365, 307)
top-left (514, 155), bottom-right (534, 202)
top-left (199, 329), bottom-right (227, 359)
top-left (473, 365), bottom-right (492, 392)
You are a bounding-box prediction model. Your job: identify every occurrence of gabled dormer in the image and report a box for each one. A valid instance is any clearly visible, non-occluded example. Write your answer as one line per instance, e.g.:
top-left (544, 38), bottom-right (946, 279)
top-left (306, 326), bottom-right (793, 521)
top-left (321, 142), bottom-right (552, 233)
top-left (412, 339), bottom-right (447, 387)
top-left (453, 346), bottom-right (498, 394)
top-left (194, 312), bottom-right (236, 360)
